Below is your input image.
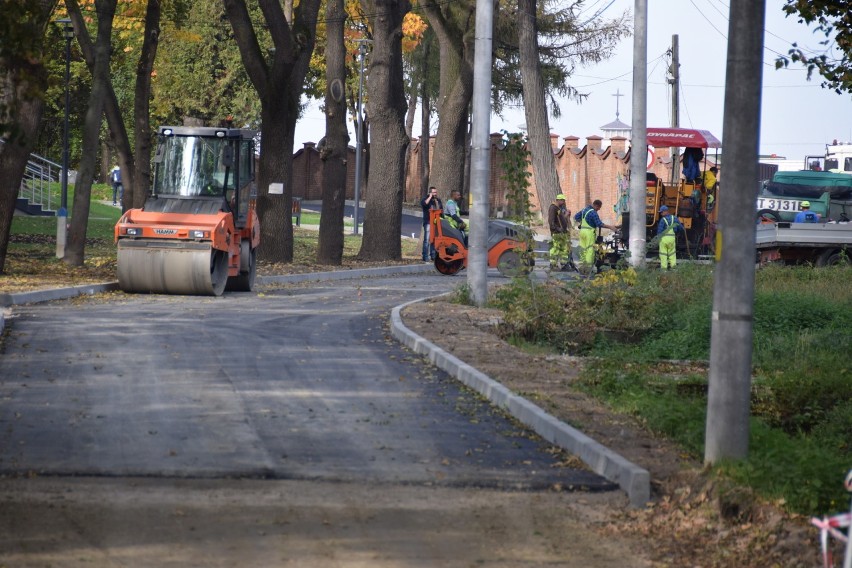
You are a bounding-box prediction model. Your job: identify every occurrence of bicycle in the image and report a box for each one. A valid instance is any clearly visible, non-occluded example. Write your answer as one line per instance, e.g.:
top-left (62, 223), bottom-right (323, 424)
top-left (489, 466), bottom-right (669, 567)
top-left (811, 469), bottom-right (852, 568)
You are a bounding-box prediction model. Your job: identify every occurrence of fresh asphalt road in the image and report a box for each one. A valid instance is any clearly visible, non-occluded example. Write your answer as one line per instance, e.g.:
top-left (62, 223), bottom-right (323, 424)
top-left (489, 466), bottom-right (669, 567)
top-left (0, 273), bottom-right (611, 492)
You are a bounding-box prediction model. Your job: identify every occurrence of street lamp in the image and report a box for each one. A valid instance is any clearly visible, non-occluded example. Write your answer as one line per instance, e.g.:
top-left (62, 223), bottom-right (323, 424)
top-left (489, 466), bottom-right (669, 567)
top-left (352, 39), bottom-right (371, 235)
top-left (55, 18), bottom-right (74, 258)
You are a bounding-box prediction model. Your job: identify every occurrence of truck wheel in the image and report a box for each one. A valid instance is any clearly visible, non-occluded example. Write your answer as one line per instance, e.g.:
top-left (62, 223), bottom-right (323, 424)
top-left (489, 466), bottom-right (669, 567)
top-left (816, 248), bottom-right (851, 267)
top-left (756, 209), bottom-right (780, 224)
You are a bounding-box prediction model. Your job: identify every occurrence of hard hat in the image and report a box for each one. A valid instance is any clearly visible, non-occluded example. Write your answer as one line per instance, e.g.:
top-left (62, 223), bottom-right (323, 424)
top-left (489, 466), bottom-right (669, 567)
top-left (659, 205), bottom-right (669, 213)
top-left (801, 201), bottom-right (811, 208)
top-left (556, 193), bottom-right (566, 200)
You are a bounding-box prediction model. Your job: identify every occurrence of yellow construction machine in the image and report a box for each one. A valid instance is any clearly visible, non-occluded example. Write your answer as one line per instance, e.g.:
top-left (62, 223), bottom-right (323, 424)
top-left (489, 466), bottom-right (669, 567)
top-left (622, 127), bottom-right (721, 258)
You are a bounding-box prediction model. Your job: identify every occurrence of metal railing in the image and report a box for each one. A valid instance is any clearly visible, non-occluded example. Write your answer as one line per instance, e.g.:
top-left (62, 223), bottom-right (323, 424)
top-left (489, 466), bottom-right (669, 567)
top-left (2, 139), bottom-right (60, 214)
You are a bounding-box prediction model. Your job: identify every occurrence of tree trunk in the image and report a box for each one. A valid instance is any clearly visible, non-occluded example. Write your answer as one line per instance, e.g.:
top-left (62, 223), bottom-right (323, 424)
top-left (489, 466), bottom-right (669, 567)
top-left (518, 0), bottom-right (560, 213)
top-left (357, 0), bottom-right (411, 261)
top-left (0, 0), bottom-right (57, 274)
top-left (419, 81), bottom-right (431, 197)
top-left (419, 1), bottom-right (475, 199)
top-left (131, 0), bottom-right (160, 210)
top-left (65, 0), bottom-right (116, 267)
top-left (66, 0), bottom-right (135, 209)
top-left (223, 0), bottom-right (321, 264)
top-left (316, 0), bottom-right (348, 265)
top-left (402, 66), bottom-right (418, 204)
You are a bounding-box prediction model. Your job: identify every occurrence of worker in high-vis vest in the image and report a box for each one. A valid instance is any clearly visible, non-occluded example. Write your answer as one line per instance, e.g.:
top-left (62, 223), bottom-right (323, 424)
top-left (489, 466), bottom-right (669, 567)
top-left (548, 193), bottom-right (571, 270)
top-left (574, 199), bottom-right (618, 272)
top-left (656, 205), bottom-right (684, 270)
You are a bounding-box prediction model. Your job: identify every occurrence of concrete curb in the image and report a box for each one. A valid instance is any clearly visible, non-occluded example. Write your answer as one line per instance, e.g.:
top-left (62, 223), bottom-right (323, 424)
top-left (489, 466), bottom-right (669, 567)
top-left (0, 282), bottom-right (121, 308)
top-left (390, 298), bottom-right (651, 508)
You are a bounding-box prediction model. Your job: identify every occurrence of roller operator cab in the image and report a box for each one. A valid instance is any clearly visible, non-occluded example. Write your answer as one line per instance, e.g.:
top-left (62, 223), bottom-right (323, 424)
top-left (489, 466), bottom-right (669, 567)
top-left (115, 126), bottom-right (260, 296)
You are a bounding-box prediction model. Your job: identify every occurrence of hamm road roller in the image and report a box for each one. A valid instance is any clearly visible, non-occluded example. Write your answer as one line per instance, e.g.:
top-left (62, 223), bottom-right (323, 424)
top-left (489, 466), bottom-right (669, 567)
top-left (428, 209), bottom-right (534, 276)
top-left (115, 126), bottom-right (260, 296)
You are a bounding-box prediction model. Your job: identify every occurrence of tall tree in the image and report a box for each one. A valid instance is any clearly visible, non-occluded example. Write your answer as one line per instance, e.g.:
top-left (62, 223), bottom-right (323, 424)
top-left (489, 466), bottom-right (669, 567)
top-left (416, 30), bottom-right (437, 198)
top-left (65, 0), bottom-right (132, 209)
top-left (357, 0), bottom-right (411, 261)
top-left (65, 0), bottom-right (117, 266)
top-left (779, 0), bottom-right (852, 94)
top-left (317, 0), bottom-right (349, 264)
top-left (497, 0), bottom-right (630, 210)
top-left (223, 0), bottom-right (322, 263)
top-left (0, 0), bottom-right (59, 274)
top-left (402, 24), bottom-right (437, 199)
top-left (517, 0), bottom-right (560, 210)
top-left (419, 1), bottom-right (476, 200)
top-left (130, 0), bottom-right (161, 209)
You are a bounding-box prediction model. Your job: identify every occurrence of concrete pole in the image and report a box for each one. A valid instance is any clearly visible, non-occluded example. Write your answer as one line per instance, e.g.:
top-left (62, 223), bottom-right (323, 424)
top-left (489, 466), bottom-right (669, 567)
top-left (628, 0), bottom-right (647, 268)
top-left (468, 0), bottom-right (494, 307)
top-left (704, 0), bottom-right (766, 463)
top-left (669, 35), bottom-right (680, 185)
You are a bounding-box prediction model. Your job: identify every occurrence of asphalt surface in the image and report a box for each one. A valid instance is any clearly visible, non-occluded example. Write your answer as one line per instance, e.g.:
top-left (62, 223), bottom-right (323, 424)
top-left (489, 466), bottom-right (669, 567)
top-left (0, 270), bottom-right (615, 493)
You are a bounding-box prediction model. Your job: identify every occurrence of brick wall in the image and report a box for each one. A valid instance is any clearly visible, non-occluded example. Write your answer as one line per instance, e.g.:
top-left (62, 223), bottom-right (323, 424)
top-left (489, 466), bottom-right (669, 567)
top-left (293, 134), bottom-right (718, 224)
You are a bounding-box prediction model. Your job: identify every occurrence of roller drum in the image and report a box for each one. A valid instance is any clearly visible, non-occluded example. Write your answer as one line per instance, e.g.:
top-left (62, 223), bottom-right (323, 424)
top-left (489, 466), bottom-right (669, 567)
top-left (117, 240), bottom-right (229, 296)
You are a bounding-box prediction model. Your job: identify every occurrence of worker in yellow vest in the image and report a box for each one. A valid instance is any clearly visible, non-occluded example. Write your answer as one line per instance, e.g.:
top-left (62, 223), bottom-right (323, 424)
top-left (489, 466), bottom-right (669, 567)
top-left (656, 205), bottom-right (684, 270)
top-left (574, 199), bottom-right (618, 273)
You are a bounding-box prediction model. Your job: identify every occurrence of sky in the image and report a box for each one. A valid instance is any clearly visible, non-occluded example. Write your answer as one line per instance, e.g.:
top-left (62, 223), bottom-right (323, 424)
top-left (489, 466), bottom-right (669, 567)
top-left (294, 0), bottom-right (852, 163)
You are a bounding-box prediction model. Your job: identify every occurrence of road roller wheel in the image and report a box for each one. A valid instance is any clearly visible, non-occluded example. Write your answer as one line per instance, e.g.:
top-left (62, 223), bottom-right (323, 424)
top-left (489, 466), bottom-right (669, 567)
top-left (497, 249), bottom-right (531, 278)
top-left (226, 244), bottom-right (257, 292)
top-left (434, 257), bottom-right (464, 275)
top-left (117, 240), bottom-right (229, 296)
top-left (208, 249), bottom-right (228, 296)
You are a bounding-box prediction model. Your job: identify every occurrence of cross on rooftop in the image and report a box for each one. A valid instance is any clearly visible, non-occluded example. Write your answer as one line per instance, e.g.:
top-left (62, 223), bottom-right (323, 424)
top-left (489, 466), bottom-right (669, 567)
top-left (613, 89), bottom-right (624, 119)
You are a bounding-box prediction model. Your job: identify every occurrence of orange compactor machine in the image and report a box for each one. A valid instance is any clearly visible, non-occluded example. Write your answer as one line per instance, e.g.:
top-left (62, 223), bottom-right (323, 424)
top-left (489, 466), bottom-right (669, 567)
top-left (115, 126), bottom-right (260, 296)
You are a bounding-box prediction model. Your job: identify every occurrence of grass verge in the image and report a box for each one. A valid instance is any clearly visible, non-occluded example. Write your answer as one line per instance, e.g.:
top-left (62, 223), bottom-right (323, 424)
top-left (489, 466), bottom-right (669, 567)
top-left (490, 263), bottom-right (852, 515)
top-left (3, 189), bottom-right (420, 293)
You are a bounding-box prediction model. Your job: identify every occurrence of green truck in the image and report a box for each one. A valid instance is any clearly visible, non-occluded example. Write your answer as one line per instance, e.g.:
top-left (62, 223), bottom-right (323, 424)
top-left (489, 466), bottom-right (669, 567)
top-left (757, 170), bottom-right (852, 223)
top-left (754, 170), bottom-right (852, 266)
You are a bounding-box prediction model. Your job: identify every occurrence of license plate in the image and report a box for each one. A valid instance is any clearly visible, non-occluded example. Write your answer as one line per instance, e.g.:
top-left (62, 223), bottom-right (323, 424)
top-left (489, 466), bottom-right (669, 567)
top-left (756, 197), bottom-right (803, 212)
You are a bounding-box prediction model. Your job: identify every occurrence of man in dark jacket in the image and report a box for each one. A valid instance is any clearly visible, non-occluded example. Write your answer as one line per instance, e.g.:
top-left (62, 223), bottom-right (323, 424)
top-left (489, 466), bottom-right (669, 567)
top-left (420, 186), bottom-right (443, 261)
top-left (548, 194), bottom-right (571, 270)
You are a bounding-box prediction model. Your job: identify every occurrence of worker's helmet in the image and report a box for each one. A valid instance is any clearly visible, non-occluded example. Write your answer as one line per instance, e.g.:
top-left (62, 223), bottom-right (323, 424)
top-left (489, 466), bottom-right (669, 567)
top-left (659, 205), bottom-right (669, 213)
top-left (801, 201), bottom-right (811, 208)
top-left (556, 193), bottom-right (566, 200)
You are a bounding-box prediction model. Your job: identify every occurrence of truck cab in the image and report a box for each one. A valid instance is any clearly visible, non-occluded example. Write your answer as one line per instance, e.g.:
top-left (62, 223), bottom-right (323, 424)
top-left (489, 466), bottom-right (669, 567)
top-left (756, 170), bottom-right (852, 224)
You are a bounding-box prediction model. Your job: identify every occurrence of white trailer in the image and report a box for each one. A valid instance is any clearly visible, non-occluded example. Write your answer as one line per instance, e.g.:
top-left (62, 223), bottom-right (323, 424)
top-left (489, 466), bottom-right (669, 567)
top-left (755, 222), bottom-right (852, 266)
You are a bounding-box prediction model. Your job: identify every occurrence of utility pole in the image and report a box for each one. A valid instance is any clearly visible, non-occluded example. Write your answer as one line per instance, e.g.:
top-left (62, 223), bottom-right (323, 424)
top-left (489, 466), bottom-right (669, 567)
top-left (704, 0), bottom-right (766, 463)
top-left (468, 0), bottom-right (494, 306)
top-left (352, 39), bottom-right (371, 235)
top-left (669, 35), bottom-right (680, 185)
top-left (628, 0), bottom-right (648, 268)
top-left (56, 18), bottom-right (74, 259)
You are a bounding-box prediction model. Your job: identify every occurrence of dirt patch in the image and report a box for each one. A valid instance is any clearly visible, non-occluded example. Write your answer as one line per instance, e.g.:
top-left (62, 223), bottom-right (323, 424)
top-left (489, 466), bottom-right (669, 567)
top-left (401, 297), bottom-right (819, 568)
